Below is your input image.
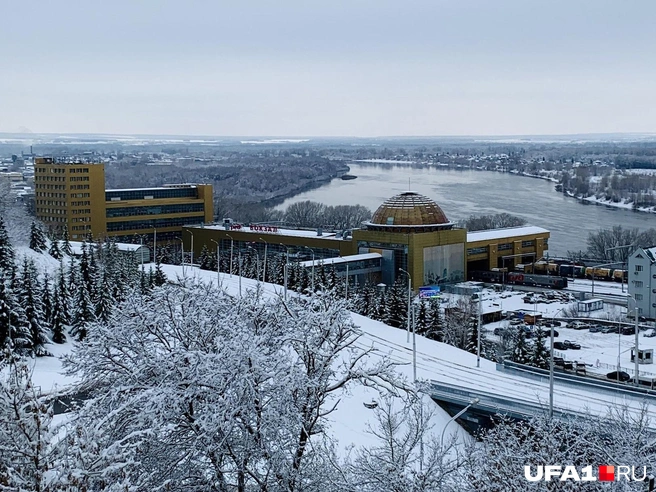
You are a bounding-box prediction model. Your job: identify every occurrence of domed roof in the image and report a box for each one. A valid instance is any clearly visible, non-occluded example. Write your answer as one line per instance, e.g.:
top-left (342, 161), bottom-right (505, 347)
top-left (370, 192), bottom-right (451, 227)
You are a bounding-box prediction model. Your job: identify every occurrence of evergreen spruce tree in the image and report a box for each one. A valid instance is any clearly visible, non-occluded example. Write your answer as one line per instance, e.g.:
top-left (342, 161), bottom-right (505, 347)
top-left (425, 299), bottom-right (444, 342)
top-left (198, 245), bottom-right (212, 270)
top-left (41, 272), bottom-right (54, 327)
top-left (28, 221), bottom-right (47, 252)
top-left (57, 262), bottom-right (71, 326)
top-left (71, 282), bottom-right (95, 341)
top-left (18, 258), bottom-right (50, 356)
top-left (415, 300), bottom-right (429, 336)
top-left (373, 290), bottom-right (387, 322)
top-left (385, 278), bottom-right (408, 329)
top-left (50, 284), bottom-right (67, 344)
top-left (530, 327), bottom-right (550, 369)
top-left (512, 328), bottom-right (530, 365)
top-left (88, 247), bottom-right (99, 301)
top-left (68, 256), bottom-right (79, 303)
top-left (0, 281), bottom-right (30, 351)
top-left (48, 238), bottom-right (62, 260)
top-left (79, 242), bottom-right (92, 292)
top-left (61, 227), bottom-right (72, 256)
top-left (153, 262), bottom-right (167, 286)
top-left (0, 216), bottom-right (15, 274)
top-left (95, 271), bottom-right (114, 323)
top-left (466, 315), bottom-right (479, 355)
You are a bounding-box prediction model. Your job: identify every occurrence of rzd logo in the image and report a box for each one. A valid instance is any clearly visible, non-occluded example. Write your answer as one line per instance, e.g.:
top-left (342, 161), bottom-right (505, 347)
top-left (524, 465), bottom-right (647, 482)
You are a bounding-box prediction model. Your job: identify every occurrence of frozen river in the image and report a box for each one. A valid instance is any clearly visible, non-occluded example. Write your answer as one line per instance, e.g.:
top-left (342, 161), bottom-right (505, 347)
top-left (276, 163), bottom-right (656, 256)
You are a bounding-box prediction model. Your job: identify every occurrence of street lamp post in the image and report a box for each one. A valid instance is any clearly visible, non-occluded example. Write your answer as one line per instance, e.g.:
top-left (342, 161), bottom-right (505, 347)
top-left (238, 249), bottom-right (242, 297)
top-left (549, 307), bottom-right (566, 419)
top-left (259, 238), bottom-right (268, 283)
top-left (440, 398), bottom-right (480, 449)
top-left (628, 295), bottom-right (640, 386)
top-left (186, 230), bottom-right (194, 267)
top-left (178, 238), bottom-right (186, 276)
top-left (399, 268), bottom-right (412, 344)
top-left (280, 243), bottom-right (289, 301)
top-left (474, 292), bottom-right (482, 368)
top-left (303, 246), bottom-right (315, 292)
top-left (211, 239), bottom-right (221, 289)
top-left (226, 234), bottom-right (235, 277)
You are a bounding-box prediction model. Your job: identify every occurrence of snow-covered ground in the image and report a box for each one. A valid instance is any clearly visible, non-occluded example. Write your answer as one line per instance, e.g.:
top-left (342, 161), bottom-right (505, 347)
top-left (24, 257), bottom-right (656, 455)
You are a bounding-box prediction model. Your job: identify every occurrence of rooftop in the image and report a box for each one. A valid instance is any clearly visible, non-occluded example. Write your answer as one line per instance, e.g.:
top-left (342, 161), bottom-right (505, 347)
top-left (201, 224), bottom-right (348, 241)
top-left (369, 192), bottom-right (453, 228)
top-left (298, 252), bottom-right (382, 267)
top-left (466, 225), bottom-right (550, 243)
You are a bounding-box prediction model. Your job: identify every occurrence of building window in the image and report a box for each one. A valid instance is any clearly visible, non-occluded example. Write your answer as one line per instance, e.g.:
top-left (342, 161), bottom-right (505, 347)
top-left (636, 265), bottom-right (643, 272)
top-left (498, 243), bottom-right (512, 251)
top-left (634, 281), bottom-right (644, 288)
top-left (521, 240), bottom-right (535, 248)
top-left (636, 294), bottom-right (643, 301)
top-left (467, 246), bottom-right (488, 256)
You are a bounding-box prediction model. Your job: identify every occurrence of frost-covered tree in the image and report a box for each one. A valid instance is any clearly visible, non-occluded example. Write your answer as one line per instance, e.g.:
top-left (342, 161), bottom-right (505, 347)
top-left (48, 238), bottom-right (62, 260)
top-left (50, 284), bottom-right (67, 344)
top-left (511, 328), bottom-right (530, 365)
top-left (94, 271), bottom-right (114, 323)
top-left (425, 299), bottom-right (444, 342)
top-left (460, 406), bottom-right (656, 491)
top-left (386, 279), bottom-right (408, 329)
top-left (153, 261), bottom-right (167, 286)
top-left (29, 221), bottom-right (47, 253)
top-left (56, 262), bottom-right (71, 326)
top-left (70, 282), bottom-right (95, 341)
top-left (61, 226), bottom-right (72, 256)
top-left (530, 327), bottom-right (550, 369)
top-left (0, 281), bottom-right (30, 352)
top-left (0, 354), bottom-right (60, 490)
top-left (0, 216), bottom-right (15, 274)
top-left (339, 396), bottom-right (464, 492)
top-left (62, 284), bottom-right (401, 491)
top-left (18, 258), bottom-right (50, 356)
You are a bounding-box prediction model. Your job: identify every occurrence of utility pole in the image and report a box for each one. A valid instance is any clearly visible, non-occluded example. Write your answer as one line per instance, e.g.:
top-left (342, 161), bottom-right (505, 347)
top-left (304, 246), bottom-right (315, 292)
top-left (476, 293), bottom-right (482, 368)
top-left (211, 239), bottom-right (220, 289)
top-left (399, 268), bottom-right (412, 344)
top-left (259, 238), bottom-right (268, 283)
top-left (280, 243), bottom-right (289, 301)
top-left (227, 234), bottom-right (234, 277)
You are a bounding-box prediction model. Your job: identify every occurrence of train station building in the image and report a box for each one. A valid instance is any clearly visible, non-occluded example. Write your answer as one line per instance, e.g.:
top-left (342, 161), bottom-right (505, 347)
top-left (184, 191), bottom-right (549, 291)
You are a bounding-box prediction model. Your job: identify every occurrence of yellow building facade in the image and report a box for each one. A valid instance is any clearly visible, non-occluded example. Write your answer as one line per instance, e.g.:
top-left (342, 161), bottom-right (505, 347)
top-left (34, 158), bottom-right (213, 241)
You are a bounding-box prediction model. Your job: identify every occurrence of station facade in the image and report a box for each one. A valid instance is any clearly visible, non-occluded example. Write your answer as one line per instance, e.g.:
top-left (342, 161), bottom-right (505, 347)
top-left (185, 191), bottom-right (550, 291)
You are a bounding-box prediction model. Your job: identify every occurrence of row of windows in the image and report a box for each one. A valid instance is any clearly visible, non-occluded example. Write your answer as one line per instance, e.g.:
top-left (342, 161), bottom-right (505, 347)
top-left (43, 216), bottom-right (67, 223)
top-left (71, 209), bottom-right (91, 214)
top-left (37, 167), bottom-right (90, 174)
top-left (39, 176), bottom-right (66, 182)
top-left (71, 217), bottom-right (91, 223)
top-left (72, 225), bottom-right (92, 231)
top-left (105, 188), bottom-right (197, 201)
top-left (36, 184), bottom-right (67, 190)
top-left (106, 215), bottom-right (204, 232)
top-left (36, 208), bottom-right (67, 215)
top-left (498, 243), bottom-right (513, 251)
top-left (72, 200), bottom-right (91, 206)
top-left (521, 240), bottom-right (535, 248)
top-left (70, 184), bottom-right (90, 190)
top-left (105, 203), bottom-right (205, 218)
top-left (70, 176), bottom-right (90, 182)
top-left (36, 192), bottom-right (67, 198)
top-left (36, 200), bottom-right (66, 207)
top-left (467, 246), bottom-right (488, 256)
top-left (636, 265), bottom-right (644, 272)
top-left (73, 193), bottom-right (90, 198)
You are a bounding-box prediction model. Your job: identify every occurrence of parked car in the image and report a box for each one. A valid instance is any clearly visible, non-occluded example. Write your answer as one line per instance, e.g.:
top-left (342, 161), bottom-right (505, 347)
top-left (563, 340), bottom-right (581, 350)
top-left (493, 327), bottom-right (506, 336)
top-left (621, 326), bottom-right (636, 336)
top-left (509, 318), bottom-right (523, 326)
top-left (569, 322), bottom-right (588, 330)
top-left (602, 326), bottom-right (619, 334)
top-left (553, 341), bottom-right (567, 350)
top-left (644, 329), bottom-right (656, 338)
top-left (539, 328), bottom-right (559, 338)
top-left (588, 325), bottom-right (603, 333)
top-left (606, 371), bottom-right (631, 382)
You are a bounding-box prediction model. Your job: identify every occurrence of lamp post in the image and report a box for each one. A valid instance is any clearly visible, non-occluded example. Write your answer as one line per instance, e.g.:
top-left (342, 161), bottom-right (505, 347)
top-left (399, 268), bottom-right (412, 343)
top-left (186, 230), bottom-right (194, 267)
top-left (178, 238), bottom-right (186, 276)
top-left (475, 292), bottom-right (482, 368)
top-left (303, 246), bottom-right (315, 292)
top-left (440, 398), bottom-right (480, 449)
top-left (549, 307), bottom-right (566, 419)
top-left (280, 243), bottom-right (289, 301)
top-left (210, 239), bottom-right (221, 289)
top-left (238, 248), bottom-right (242, 297)
top-left (259, 238), bottom-right (268, 283)
top-left (226, 234), bottom-right (235, 277)
top-left (628, 294), bottom-right (640, 386)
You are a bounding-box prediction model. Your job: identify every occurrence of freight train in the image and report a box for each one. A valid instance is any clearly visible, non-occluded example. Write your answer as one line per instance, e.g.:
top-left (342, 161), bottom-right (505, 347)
top-left (515, 261), bottom-right (628, 283)
top-left (470, 270), bottom-right (568, 289)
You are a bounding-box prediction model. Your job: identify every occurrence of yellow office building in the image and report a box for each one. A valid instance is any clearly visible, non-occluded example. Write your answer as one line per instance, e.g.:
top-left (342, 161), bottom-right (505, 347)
top-left (34, 158), bottom-right (213, 241)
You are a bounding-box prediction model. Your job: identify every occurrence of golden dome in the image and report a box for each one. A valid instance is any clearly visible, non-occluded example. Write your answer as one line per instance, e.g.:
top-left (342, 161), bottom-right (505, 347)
top-left (370, 192), bottom-right (451, 227)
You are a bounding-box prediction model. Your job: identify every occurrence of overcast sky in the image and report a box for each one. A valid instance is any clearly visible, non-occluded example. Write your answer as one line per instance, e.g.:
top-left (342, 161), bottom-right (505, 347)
top-left (1, 0), bottom-right (654, 136)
